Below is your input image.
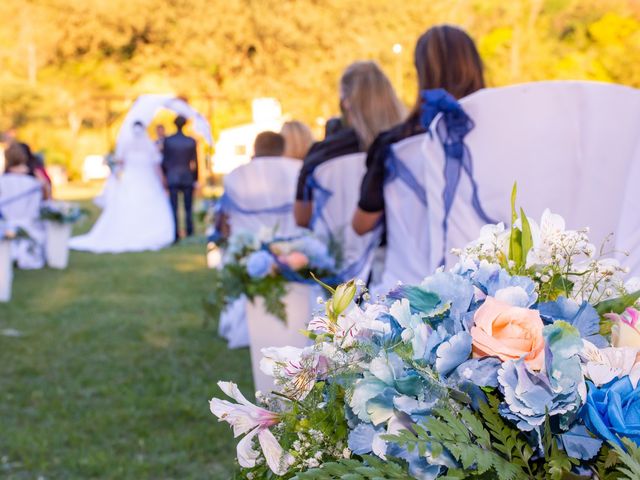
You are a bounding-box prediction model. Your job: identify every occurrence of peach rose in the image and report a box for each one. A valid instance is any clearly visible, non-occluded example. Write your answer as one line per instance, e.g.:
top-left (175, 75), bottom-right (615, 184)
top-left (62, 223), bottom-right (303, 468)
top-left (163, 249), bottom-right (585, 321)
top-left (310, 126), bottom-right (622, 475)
top-left (471, 296), bottom-right (545, 370)
top-left (283, 251), bottom-right (309, 271)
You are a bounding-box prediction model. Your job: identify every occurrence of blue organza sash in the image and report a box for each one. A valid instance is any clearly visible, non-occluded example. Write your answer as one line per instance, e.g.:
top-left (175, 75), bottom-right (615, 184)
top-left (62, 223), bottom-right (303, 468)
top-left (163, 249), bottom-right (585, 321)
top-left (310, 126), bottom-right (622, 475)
top-left (421, 88), bottom-right (495, 266)
top-left (0, 184), bottom-right (42, 220)
top-left (384, 146), bottom-right (428, 207)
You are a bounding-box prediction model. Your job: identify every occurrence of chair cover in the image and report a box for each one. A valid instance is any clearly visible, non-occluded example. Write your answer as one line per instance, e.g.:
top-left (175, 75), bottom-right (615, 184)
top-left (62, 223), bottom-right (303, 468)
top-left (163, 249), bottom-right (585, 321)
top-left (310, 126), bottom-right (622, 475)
top-left (375, 134), bottom-right (431, 295)
top-left (218, 156), bottom-right (302, 349)
top-left (222, 156), bottom-right (301, 237)
top-left (307, 152), bottom-right (376, 281)
top-left (0, 174), bottom-right (45, 269)
top-left (421, 81), bottom-right (640, 273)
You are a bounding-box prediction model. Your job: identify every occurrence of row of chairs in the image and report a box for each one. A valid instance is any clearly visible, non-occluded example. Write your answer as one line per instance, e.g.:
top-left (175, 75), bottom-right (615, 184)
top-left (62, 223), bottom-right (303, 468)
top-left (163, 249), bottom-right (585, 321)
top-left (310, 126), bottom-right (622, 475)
top-left (221, 81), bottom-right (640, 294)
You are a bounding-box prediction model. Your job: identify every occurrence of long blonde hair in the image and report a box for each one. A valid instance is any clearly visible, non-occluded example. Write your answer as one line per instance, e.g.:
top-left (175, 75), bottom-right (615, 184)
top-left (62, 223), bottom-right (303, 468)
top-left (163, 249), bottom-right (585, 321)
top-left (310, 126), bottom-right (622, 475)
top-left (280, 120), bottom-right (314, 160)
top-left (340, 61), bottom-right (406, 149)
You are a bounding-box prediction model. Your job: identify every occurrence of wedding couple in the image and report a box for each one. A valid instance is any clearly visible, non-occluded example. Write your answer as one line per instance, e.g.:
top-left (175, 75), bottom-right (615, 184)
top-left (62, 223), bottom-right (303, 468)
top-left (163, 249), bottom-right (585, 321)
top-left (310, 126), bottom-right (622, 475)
top-left (70, 116), bottom-right (198, 253)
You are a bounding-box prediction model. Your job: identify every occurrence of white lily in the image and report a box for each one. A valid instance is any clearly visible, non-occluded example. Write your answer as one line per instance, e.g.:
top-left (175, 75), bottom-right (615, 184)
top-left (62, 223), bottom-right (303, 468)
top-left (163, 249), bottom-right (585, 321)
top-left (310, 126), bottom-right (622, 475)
top-left (210, 381), bottom-right (294, 475)
top-left (260, 345), bottom-right (322, 400)
top-left (580, 340), bottom-right (640, 387)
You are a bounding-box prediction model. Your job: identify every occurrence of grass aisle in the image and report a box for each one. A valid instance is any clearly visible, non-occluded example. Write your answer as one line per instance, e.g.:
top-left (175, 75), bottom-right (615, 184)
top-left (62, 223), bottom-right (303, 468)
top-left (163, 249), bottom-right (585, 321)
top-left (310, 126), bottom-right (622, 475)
top-left (0, 204), bottom-right (252, 479)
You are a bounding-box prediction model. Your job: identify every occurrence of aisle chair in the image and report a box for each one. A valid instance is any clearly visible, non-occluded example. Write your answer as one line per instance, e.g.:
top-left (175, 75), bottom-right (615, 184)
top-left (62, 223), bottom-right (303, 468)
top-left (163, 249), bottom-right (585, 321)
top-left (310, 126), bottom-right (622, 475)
top-left (0, 174), bottom-right (45, 269)
top-left (421, 81), bottom-right (640, 274)
top-left (217, 156), bottom-right (302, 349)
top-left (305, 152), bottom-right (377, 283)
top-left (374, 133), bottom-right (433, 295)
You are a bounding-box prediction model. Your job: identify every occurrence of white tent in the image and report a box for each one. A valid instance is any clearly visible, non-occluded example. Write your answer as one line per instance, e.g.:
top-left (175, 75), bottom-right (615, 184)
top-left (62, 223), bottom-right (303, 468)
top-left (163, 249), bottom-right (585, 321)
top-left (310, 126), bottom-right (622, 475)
top-left (115, 94), bottom-right (213, 158)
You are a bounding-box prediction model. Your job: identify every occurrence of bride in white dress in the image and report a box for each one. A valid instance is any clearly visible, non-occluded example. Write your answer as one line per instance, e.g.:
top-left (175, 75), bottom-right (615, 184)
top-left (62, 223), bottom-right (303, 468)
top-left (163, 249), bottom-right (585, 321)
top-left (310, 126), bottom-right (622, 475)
top-left (70, 122), bottom-right (175, 253)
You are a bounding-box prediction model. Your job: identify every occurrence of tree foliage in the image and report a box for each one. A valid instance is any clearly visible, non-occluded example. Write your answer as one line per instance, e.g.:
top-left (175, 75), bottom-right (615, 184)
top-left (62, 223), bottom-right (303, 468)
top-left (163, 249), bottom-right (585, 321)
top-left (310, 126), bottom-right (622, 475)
top-left (1, 0), bottom-right (639, 171)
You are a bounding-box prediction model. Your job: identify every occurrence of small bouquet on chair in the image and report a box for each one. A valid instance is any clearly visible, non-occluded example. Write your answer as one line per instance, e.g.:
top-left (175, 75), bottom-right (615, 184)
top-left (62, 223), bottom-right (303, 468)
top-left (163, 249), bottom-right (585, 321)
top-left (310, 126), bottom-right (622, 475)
top-left (205, 228), bottom-right (340, 324)
top-left (40, 201), bottom-right (87, 269)
top-left (210, 191), bottom-right (640, 480)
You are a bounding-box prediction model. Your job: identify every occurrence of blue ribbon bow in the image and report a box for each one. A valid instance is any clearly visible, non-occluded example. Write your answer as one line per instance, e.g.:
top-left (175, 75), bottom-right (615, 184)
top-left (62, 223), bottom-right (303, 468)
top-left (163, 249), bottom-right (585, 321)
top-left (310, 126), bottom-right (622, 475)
top-left (420, 88), bottom-right (495, 266)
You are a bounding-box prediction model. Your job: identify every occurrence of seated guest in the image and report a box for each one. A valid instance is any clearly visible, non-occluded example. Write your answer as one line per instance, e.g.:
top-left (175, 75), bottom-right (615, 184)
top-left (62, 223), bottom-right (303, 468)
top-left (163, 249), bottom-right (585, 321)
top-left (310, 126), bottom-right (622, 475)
top-left (294, 61), bottom-right (405, 227)
top-left (352, 24), bottom-right (485, 235)
top-left (21, 143), bottom-right (52, 200)
top-left (215, 131), bottom-right (299, 239)
top-left (215, 132), bottom-right (300, 350)
top-left (324, 117), bottom-right (344, 138)
top-left (253, 131), bottom-right (285, 158)
top-left (0, 143), bottom-right (45, 269)
top-left (280, 121), bottom-right (314, 160)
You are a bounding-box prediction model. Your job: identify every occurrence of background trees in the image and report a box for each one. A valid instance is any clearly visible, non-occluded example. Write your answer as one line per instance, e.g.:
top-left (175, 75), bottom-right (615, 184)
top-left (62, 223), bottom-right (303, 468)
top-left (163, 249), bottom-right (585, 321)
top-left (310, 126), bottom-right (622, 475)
top-left (1, 0), bottom-right (638, 176)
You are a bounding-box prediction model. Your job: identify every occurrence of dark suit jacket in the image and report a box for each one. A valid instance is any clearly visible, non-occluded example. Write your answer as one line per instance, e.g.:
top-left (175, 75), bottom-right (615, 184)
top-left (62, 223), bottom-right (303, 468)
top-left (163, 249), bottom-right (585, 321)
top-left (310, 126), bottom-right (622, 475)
top-left (162, 131), bottom-right (198, 187)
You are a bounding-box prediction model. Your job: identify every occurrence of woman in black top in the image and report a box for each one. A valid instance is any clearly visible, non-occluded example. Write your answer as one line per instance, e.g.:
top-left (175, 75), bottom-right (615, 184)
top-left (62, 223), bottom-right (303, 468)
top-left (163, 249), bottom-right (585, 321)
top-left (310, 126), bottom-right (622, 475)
top-left (352, 25), bottom-right (486, 235)
top-left (294, 61), bottom-right (405, 226)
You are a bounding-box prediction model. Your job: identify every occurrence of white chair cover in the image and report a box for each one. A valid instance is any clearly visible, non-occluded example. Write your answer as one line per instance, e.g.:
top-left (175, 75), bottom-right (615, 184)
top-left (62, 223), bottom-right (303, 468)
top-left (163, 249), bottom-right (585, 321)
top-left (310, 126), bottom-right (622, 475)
top-left (421, 81), bottom-right (640, 273)
top-left (218, 156), bottom-right (302, 349)
top-left (375, 134), bottom-right (431, 295)
top-left (223, 156), bottom-right (301, 237)
top-left (0, 174), bottom-right (45, 269)
top-left (308, 152), bottom-right (375, 281)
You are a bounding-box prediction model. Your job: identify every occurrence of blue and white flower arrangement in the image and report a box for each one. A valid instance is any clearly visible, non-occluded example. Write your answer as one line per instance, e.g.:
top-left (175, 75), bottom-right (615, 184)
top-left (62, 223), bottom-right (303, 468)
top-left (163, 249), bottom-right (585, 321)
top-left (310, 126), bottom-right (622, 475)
top-left (40, 200), bottom-right (87, 224)
top-left (206, 229), bottom-right (339, 323)
top-left (210, 194), bottom-right (640, 479)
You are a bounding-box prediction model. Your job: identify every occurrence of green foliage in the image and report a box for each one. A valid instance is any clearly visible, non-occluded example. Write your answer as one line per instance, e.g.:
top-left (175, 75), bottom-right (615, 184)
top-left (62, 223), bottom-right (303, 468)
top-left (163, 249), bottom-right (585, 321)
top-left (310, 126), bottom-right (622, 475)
top-left (611, 438), bottom-right (640, 480)
top-left (508, 184), bottom-right (534, 272)
top-left (205, 263), bottom-right (288, 325)
top-left (595, 290), bottom-right (640, 315)
top-left (3, 1), bottom-right (640, 172)
top-left (291, 455), bottom-right (413, 479)
top-left (386, 394), bottom-right (593, 479)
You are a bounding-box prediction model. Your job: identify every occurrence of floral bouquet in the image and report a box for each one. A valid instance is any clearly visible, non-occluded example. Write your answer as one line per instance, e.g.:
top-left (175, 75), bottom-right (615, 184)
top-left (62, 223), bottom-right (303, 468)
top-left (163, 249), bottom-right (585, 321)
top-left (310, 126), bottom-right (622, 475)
top-left (40, 201), bottom-right (87, 224)
top-left (206, 229), bottom-right (340, 323)
top-left (210, 193), bottom-right (640, 479)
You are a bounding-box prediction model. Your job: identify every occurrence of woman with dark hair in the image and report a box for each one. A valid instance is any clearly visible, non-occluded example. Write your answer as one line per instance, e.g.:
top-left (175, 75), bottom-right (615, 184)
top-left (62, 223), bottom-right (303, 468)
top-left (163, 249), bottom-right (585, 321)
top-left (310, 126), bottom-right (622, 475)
top-left (19, 142), bottom-right (52, 199)
top-left (352, 25), bottom-right (485, 234)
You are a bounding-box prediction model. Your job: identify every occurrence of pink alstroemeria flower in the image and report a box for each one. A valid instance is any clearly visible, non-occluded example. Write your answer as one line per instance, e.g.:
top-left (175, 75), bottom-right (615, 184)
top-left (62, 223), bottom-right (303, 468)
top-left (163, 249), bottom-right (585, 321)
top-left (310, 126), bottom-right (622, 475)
top-left (606, 308), bottom-right (640, 348)
top-left (210, 381), bottom-right (294, 475)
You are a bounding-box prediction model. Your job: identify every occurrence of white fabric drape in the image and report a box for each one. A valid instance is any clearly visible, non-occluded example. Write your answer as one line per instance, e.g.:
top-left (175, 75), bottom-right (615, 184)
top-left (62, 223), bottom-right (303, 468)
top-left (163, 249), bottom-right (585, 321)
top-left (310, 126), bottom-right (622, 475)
top-left (375, 134), bottom-right (431, 295)
top-left (421, 81), bottom-right (640, 274)
top-left (309, 152), bottom-right (374, 282)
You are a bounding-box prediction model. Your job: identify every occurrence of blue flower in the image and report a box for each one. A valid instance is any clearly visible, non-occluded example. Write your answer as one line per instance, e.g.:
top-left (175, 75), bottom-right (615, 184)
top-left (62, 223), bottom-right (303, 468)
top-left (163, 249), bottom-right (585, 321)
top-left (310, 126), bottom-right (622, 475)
top-left (472, 263), bottom-right (537, 307)
top-left (498, 321), bottom-right (585, 431)
top-left (299, 236), bottom-right (335, 270)
top-left (560, 425), bottom-right (602, 460)
top-left (421, 272), bottom-right (474, 319)
top-left (245, 250), bottom-right (275, 279)
top-left (538, 297), bottom-right (607, 347)
top-left (435, 331), bottom-right (472, 377)
top-left (583, 376), bottom-right (640, 447)
top-left (498, 359), bottom-right (579, 431)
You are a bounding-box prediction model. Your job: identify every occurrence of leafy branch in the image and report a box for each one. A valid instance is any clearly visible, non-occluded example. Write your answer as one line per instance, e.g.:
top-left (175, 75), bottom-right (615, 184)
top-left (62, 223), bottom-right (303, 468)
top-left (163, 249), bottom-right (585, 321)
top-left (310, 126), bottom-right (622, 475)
top-left (290, 455), bottom-right (413, 479)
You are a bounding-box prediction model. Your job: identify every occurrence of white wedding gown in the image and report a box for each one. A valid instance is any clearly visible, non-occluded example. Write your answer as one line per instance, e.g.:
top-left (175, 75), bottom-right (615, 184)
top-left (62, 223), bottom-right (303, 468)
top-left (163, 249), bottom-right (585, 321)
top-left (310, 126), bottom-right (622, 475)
top-left (70, 134), bottom-right (174, 253)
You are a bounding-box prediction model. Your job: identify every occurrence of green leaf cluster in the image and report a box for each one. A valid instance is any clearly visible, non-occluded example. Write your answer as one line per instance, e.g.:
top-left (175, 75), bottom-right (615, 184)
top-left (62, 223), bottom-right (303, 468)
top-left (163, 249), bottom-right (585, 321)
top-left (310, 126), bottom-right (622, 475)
top-left (386, 395), bottom-right (590, 480)
top-left (204, 263), bottom-right (288, 326)
top-left (291, 455), bottom-right (413, 479)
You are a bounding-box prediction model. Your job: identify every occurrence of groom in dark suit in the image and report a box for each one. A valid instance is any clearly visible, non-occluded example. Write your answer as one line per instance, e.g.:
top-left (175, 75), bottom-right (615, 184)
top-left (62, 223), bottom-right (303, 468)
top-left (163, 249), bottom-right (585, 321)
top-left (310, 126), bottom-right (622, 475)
top-left (162, 115), bottom-right (198, 242)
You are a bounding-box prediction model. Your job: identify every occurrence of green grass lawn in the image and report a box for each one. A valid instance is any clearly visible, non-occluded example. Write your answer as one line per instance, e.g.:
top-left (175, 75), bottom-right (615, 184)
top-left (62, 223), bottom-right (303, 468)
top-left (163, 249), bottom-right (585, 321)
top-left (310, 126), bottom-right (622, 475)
top-left (0, 202), bottom-right (250, 479)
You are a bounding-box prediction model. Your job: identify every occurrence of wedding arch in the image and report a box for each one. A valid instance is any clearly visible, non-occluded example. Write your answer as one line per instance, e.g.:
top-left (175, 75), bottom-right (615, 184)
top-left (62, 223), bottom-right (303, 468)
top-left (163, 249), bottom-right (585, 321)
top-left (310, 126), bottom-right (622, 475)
top-left (115, 94), bottom-right (214, 155)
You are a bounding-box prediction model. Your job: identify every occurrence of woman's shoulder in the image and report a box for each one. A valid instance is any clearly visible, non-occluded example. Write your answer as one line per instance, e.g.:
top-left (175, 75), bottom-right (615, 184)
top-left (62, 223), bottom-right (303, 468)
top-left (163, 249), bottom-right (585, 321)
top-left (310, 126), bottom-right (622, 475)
top-left (367, 117), bottom-right (426, 163)
top-left (306, 128), bottom-right (360, 162)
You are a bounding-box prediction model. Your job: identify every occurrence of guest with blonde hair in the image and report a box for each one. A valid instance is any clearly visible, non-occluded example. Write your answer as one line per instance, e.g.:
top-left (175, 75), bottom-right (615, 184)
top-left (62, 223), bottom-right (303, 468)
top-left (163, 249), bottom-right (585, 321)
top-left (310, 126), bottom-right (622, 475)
top-left (280, 121), bottom-right (314, 160)
top-left (294, 61), bottom-right (405, 226)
